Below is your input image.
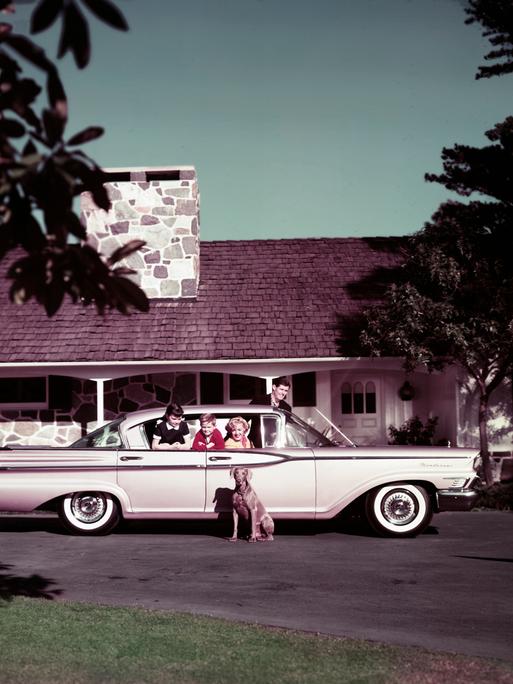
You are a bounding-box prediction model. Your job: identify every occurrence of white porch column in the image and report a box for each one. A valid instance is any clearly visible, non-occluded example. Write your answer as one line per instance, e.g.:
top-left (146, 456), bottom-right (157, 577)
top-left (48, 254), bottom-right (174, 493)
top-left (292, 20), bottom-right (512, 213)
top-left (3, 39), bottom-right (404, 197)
top-left (265, 377), bottom-right (273, 394)
top-left (93, 378), bottom-right (106, 426)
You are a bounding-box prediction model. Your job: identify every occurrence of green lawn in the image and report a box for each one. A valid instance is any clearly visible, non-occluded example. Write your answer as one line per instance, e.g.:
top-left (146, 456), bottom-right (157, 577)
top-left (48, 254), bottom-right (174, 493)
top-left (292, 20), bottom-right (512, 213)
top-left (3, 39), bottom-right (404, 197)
top-left (0, 598), bottom-right (512, 683)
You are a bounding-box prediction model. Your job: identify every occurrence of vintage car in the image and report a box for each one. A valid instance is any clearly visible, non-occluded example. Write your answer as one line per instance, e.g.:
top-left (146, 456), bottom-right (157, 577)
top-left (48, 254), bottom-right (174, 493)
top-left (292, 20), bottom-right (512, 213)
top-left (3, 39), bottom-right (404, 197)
top-left (0, 406), bottom-right (479, 538)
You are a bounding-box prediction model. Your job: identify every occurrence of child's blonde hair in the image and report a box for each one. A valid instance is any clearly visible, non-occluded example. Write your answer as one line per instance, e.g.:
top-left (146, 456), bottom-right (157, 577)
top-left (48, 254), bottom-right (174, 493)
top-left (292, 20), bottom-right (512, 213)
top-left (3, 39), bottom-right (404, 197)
top-left (227, 416), bottom-right (249, 433)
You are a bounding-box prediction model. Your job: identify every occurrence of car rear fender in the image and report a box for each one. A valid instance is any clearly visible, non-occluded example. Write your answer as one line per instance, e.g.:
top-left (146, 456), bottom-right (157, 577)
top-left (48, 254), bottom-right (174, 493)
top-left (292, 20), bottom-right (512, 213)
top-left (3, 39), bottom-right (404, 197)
top-left (314, 471), bottom-right (463, 520)
top-left (0, 476), bottom-right (131, 515)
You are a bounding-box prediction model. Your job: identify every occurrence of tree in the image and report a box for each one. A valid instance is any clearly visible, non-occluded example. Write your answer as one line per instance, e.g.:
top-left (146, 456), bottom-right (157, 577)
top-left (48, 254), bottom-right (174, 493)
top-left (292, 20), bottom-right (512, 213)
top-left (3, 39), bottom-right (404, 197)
top-left (352, 2), bottom-right (513, 485)
top-left (465, 0), bottom-right (513, 79)
top-left (0, 0), bottom-right (149, 315)
top-left (359, 202), bottom-right (513, 485)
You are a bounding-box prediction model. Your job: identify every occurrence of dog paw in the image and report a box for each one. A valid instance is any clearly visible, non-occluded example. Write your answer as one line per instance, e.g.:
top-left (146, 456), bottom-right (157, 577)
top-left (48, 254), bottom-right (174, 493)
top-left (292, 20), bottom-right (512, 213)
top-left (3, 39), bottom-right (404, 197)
top-left (227, 537), bottom-right (237, 542)
top-left (248, 536), bottom-right (257, 543)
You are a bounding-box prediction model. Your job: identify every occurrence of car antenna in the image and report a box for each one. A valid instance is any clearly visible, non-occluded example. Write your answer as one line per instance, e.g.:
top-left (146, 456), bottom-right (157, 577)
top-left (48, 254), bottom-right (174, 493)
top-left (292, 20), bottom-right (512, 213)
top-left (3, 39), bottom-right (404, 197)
top-left (314, 408), bottom-right (357, 448)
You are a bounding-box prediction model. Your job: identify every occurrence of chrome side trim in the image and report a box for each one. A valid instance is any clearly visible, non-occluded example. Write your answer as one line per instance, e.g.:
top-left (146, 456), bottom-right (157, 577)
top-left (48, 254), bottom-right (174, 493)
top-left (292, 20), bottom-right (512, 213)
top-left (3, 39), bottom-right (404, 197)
top-left (0, 452), bottom-right (477, 473)
top-left (0, 465), bottom-right (200, 473)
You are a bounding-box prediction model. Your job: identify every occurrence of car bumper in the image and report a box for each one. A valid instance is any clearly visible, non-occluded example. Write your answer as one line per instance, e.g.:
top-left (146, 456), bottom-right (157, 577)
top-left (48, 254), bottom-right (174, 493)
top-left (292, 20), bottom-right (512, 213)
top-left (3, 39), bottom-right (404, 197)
top-left (436, 488), bottom-right (479, 512)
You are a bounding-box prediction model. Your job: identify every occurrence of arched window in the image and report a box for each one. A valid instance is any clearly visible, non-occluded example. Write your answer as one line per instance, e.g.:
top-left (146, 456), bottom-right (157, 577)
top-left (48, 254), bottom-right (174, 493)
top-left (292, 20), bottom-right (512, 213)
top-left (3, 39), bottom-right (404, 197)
top-left (353, 382), bottom-right (364, 413)
top-left (341, 382), bottom-right (352, 414)
top-left (365, 381), bottom-right (376, 414)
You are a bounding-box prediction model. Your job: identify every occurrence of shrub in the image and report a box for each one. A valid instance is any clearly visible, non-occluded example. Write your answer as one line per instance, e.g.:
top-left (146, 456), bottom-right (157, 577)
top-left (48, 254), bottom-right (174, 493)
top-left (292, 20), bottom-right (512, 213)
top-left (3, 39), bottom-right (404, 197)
top-left (388, 416), bottom-right (438, 445)
top-left (474, 482), bottom-right (513, 510)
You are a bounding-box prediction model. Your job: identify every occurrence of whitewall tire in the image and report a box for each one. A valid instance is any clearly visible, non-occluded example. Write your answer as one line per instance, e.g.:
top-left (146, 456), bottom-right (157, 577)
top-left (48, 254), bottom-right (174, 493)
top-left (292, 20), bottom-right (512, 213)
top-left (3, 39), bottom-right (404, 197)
top-left (59, 492), bottom-right (120, 535)
top-left (365, 484), bottom-right (432, 537)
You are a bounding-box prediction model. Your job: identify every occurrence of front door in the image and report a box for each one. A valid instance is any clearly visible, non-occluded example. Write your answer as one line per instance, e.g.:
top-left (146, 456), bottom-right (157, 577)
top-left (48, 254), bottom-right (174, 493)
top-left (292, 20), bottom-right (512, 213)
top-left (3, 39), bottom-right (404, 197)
top-left (117, 449), bottom-right (206, 513)
top-left (205, 447), bottom-right (316, 517)
top-left (331, 374), bottom-right (383, 445)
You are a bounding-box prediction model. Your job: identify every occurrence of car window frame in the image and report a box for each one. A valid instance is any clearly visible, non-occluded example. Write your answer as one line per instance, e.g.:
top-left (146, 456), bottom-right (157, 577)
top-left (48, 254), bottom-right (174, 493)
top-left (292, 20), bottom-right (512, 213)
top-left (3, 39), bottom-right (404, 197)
top-left (70, 418), bottom-right (124, 449)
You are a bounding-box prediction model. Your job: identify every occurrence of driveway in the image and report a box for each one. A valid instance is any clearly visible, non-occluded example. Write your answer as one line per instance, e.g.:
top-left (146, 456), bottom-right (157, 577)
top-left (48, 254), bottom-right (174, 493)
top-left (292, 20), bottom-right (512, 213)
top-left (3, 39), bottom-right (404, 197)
top-left (1, 511), bottom-right (512, 663)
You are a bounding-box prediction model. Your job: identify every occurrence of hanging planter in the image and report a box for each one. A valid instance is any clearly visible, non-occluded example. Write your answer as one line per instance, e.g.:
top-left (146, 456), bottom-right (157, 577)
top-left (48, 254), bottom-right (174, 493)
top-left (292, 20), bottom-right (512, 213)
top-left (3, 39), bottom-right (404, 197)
top-left (398, 381), bottom-right (415, 401)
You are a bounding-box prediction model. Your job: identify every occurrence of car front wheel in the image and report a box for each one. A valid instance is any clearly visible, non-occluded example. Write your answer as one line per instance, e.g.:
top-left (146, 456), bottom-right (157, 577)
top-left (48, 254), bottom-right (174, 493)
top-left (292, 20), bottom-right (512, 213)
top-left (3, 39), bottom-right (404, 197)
top-left (59, 492), bottom-right (120, 535)
top-left (365, 484), bottom-right (432, 537)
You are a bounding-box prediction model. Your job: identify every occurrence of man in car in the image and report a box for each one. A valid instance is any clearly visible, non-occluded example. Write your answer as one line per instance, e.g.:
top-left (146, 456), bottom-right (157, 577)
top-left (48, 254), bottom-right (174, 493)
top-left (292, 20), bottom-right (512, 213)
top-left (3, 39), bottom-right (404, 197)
top-left (152, 403), bottom-right (192, 450)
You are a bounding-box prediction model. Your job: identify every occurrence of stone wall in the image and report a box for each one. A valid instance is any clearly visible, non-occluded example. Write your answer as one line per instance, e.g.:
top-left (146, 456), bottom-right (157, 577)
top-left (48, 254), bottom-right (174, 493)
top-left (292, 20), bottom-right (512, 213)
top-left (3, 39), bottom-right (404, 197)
top-left (81, 167), bottom-right (200, 298)
top-left (0, 373), bottom-right (197, 447)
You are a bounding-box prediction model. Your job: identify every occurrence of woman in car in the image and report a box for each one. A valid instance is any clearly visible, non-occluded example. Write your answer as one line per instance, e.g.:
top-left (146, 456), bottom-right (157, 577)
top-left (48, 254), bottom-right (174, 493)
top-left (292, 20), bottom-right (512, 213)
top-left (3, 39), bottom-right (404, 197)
top-left (224, 416), bottom-right (253, 449)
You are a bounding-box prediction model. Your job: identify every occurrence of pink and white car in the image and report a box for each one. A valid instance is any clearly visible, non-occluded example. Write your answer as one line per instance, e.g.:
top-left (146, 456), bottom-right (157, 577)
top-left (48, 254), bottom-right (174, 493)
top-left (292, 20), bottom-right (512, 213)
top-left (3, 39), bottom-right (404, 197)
top-left (0, 406), bottom-right (479, 537)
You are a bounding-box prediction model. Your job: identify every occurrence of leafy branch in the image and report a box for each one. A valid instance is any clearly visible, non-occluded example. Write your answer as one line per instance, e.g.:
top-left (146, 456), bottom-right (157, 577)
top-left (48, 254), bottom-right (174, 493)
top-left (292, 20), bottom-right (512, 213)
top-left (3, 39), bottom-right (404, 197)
top-left (0, 0), bottom-right (148, 315)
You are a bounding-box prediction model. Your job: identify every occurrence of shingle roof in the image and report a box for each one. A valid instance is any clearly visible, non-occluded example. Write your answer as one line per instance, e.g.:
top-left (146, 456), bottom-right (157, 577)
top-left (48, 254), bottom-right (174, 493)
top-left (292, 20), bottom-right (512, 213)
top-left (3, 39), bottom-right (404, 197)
top-left (0, 237), bottom-right (404, 363)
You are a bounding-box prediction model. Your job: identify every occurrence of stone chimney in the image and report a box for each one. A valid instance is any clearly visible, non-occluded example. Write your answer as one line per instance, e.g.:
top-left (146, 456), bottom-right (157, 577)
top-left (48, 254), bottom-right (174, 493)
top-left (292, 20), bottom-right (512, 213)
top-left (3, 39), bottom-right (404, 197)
top-left (81, 166), bottom-right (200, 298)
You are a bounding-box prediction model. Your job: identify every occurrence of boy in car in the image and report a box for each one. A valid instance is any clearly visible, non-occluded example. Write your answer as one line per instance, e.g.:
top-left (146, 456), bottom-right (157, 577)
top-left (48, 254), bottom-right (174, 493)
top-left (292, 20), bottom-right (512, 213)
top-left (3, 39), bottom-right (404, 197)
top-left (191, 413), bottom-right (225, 451)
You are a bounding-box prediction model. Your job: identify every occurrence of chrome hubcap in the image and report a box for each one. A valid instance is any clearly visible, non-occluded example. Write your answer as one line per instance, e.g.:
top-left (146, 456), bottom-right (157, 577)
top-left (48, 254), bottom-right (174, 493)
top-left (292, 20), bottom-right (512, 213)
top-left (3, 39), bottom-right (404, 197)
top-left (382, 491), bottom-right (417, 525)
top-left (71, 493), bottom-right (106, 523)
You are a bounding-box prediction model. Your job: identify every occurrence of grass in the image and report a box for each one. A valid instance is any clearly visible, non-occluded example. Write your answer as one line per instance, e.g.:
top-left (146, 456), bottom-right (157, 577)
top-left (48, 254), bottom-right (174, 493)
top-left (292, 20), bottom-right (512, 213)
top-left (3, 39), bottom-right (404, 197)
top-left (0, 598), bottom-right (512, 684)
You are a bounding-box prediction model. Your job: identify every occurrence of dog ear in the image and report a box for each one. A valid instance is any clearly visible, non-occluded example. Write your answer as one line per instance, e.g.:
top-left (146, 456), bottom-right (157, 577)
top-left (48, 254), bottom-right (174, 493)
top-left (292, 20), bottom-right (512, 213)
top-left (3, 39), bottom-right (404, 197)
top-left (246, 468), bottom-right (253, 481)
top-left (229, 467), bottom-right (235, 479)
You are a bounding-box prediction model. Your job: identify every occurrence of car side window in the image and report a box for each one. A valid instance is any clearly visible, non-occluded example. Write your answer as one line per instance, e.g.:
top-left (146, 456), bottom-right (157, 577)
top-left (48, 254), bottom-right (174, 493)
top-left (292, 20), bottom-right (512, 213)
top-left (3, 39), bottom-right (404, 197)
top-left (142, 415), bottom-right (200, 449)
top-left (285, 420), bottom-right (308, 447)
top-left (185, 417), bottom-right (199, 443)
top-left (284, 413), bottom-right (333, 448)
top-left (262, 415), bottom-right (280, 447)
top-left (142, 419), bottom-right (158, 448)
top-left (72, 420), bottom-right (123, 448)
top-left (183, 414), bottom-right (233, 445)
top-left (124, 424), bottom-right (148, 449)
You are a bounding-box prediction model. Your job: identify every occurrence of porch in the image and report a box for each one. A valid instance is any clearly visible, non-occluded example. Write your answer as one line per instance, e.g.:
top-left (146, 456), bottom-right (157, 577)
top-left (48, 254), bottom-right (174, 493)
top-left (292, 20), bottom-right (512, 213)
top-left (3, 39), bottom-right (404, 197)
top-left (0, 358), bottom-right (458, 448)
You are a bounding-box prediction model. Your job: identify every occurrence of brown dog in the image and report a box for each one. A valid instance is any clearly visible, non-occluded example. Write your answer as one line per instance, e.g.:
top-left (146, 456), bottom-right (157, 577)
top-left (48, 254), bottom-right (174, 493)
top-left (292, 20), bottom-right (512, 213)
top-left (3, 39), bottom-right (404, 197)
top-left (229, 467), bottom-right (274, 543)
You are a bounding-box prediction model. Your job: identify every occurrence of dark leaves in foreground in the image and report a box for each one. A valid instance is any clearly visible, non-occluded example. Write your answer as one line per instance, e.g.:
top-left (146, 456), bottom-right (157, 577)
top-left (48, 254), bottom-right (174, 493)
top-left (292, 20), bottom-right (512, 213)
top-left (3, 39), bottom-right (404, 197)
top-left (8, 245), bottom-right (149, 317)
top-left (31, 0), bottom-right (128, 69)
top-left (0, 1), bottom-right (147, 316)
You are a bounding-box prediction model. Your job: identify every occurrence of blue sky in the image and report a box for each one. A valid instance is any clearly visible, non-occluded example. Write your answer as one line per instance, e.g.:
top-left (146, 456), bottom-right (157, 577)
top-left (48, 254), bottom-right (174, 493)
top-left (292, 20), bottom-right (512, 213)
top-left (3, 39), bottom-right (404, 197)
top-left (10, 0), bottom-right (513, 241)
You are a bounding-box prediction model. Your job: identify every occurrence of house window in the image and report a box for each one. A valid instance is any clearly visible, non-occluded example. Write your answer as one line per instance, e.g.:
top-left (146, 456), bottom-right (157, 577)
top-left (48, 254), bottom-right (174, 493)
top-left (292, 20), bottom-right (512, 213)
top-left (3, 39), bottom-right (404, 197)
top-left (341, 381), bottom-right (376, 415)
top-left (200, 372), bottom-right (224, 404)
top-left (341, 383), bottom-right (352, 414)
top-left (229, 374), bottom-right (266, 401)
top-left (0, 377), bottom-right (47, 407)
top-left (365, 381), bottom-right (377, 413)
top-left (292, 372), bottom-right (316, 407)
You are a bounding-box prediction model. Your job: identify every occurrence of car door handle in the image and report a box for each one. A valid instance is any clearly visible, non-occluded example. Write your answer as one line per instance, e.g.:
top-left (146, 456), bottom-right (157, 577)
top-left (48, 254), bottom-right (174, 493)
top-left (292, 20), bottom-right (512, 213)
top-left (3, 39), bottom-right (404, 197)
top-left (208, 456), bottom-right (232, 461)
top-left (120, 456), bottom-right (143, 461)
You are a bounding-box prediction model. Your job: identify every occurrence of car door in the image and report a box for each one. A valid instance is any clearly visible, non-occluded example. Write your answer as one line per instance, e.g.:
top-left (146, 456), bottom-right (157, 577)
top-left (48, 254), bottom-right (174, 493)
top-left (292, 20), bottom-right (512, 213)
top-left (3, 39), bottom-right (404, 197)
top-left (205, 413), bottom-right (316, 517)
top-left (117, 448), bottom-right (206, 514)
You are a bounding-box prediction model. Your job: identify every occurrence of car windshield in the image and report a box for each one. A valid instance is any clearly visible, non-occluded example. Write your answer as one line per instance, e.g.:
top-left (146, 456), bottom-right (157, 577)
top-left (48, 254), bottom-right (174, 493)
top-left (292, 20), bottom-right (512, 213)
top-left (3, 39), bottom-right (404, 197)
top-left (284, 413), bottom-right (335, 448)
top-left (70, 419), bottom-right (123, 448)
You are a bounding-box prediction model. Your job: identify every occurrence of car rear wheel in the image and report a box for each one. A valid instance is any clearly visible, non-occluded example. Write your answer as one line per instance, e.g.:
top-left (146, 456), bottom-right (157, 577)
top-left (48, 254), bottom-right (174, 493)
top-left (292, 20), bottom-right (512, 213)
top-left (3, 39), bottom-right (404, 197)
top-left (59, 492), bottom-right (120, 535)
top-left (365, 484), bottom-right (432, 537)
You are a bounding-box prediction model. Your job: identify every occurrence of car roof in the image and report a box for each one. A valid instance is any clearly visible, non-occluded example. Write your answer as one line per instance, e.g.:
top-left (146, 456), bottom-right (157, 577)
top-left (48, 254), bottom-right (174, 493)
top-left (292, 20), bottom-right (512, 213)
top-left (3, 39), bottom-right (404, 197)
top-left (119, 405), bottom-right (283, 430)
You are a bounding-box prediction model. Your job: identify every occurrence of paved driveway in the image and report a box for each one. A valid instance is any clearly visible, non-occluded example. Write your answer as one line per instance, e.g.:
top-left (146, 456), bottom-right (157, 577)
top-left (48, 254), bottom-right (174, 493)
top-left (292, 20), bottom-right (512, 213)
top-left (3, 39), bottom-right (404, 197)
top-left (1, 511), bottom-right (512, 663)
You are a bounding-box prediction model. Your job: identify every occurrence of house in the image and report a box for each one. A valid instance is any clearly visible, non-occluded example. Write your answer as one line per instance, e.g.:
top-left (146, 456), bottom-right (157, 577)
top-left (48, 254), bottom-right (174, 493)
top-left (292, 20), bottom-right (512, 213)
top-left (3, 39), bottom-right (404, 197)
top-left (0, 166), bottom-right (511, 455)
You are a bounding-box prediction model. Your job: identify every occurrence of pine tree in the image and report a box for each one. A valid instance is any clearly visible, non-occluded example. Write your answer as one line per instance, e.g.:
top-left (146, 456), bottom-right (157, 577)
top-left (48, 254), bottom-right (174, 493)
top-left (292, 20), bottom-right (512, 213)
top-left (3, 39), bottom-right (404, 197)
top-left (354, 3), bottom-right (513, 484)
